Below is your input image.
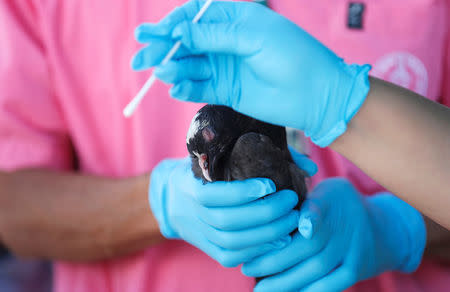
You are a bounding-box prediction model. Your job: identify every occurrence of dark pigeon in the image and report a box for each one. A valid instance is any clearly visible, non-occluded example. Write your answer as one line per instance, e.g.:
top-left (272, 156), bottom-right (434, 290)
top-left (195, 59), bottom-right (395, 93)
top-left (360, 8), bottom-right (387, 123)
top-left (186, 105), bottom-right (308, 203)
top-left (186, 105), bottom-right (309, 284)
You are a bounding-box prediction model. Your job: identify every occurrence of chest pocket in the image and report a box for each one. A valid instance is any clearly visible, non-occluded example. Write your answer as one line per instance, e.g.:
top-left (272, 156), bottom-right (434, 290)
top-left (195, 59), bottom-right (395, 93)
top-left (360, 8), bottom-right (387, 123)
top-left (270, 0), bottom-right (449, 101)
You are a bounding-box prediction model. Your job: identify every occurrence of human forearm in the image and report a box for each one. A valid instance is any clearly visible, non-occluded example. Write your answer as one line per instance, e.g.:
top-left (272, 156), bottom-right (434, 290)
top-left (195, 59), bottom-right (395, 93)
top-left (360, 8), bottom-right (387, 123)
top-left (332, 77), bottom-right (450, 229)
top-left (425, 216), bottom-right (450, 261)
top-left (0, 170), bottom-right (163, 261)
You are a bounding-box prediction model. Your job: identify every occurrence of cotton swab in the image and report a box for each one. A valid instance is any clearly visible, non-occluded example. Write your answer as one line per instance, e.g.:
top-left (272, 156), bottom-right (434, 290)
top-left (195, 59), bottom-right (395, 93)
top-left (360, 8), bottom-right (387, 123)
top-left (123, 0), bottom-right (214, 118)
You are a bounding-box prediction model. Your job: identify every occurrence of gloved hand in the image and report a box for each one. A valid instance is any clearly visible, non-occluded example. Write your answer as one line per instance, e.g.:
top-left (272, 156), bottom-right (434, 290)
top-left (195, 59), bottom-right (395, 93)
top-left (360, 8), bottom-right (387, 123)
top-left (242, 178), bottom-right (426, 292)
top-left (131, 0), bottom-right (371, 147)
top-left (288, 146), bottom-right (318, 177)
top-left (149, 155), bottom-right (315, 267)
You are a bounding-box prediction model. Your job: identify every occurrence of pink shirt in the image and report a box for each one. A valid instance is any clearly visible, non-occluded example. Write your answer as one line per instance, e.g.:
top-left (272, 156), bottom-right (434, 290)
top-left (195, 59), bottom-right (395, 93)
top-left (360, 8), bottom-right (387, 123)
top-left (0, 1), bottom-right (253, 291)
top-left (271, 1), bottom-right (450, 292)
top-left (0, 1), bottom-right (449, 292)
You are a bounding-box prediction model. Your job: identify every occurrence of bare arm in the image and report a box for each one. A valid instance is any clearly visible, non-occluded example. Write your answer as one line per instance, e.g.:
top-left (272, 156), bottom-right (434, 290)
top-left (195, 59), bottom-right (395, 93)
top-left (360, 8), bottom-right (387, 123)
top-left (424, 216), bottom-right (450, 261)
top-left (332, 77), bottom-right (450, 229)
top-left (0, 170), bottom-right (164, 261)
top-left (331, 77), bottom-right (450, 259)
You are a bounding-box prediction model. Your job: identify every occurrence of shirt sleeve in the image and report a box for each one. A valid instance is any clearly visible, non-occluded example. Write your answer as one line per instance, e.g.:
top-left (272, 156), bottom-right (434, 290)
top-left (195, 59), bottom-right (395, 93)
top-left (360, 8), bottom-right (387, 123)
top-left (0, 1), bottom-right (72, 171)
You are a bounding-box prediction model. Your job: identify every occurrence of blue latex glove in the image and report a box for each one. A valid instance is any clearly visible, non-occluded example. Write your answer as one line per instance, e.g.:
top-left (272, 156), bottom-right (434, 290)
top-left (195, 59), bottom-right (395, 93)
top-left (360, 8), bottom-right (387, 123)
top-left (242, 178), bottom-right (426, 292)
top-left (131, 0), bottom-right (371, 147)
top-left (288, 146), bottom-right (318, 178)
top-left (149, 156), bottom-right (315, 267)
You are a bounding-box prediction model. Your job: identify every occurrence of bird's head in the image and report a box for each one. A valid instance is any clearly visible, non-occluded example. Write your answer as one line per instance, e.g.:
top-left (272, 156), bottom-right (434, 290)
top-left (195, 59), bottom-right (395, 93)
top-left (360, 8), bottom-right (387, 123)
top-left (186, 105), bottom-right (239, 182)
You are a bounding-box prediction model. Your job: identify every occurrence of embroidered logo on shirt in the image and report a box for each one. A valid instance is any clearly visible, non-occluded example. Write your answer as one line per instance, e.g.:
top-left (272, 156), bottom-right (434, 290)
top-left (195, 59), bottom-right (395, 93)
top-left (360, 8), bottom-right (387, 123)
top-left (348, 3), bottom-right (365, 29)
top-left (371, 51), bottom-right (428, 96)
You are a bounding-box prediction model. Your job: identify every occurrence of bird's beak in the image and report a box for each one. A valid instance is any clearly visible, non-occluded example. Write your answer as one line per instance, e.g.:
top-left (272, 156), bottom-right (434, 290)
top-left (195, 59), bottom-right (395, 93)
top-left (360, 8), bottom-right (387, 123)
top-left (198, 153), bottom-right (212, 182)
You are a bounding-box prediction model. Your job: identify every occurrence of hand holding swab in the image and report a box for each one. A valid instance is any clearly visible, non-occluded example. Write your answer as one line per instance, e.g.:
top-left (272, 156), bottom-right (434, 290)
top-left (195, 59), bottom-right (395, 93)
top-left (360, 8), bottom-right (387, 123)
top-left (123, 0), bottom-right (214, 118)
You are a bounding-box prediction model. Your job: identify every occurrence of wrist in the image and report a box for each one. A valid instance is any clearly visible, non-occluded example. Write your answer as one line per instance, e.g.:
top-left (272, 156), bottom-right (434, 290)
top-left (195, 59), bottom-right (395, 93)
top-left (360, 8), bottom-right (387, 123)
top-left (308, 62), bottom-right (371, 147)
top-left (149, 160), bottom-right (181, 239)
top-left (103, 174), bottom-right (165, 259)
top-left (366, 192), bottom-right (426, 273)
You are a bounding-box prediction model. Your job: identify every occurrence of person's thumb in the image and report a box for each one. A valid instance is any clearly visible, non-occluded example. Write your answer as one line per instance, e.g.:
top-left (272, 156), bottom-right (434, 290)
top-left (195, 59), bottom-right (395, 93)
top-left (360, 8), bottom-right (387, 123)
top-left (298, 198), bottom-right (325, 240)
top-left (288, 146), bottom-right (318, 177)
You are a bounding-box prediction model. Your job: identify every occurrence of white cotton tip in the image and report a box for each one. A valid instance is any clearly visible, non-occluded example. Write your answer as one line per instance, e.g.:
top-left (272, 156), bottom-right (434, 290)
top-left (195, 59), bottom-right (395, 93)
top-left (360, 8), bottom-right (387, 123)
top-left (123, 74), bottom-right (158, 118)
top-left (123, 103), bottom-right (137, 118)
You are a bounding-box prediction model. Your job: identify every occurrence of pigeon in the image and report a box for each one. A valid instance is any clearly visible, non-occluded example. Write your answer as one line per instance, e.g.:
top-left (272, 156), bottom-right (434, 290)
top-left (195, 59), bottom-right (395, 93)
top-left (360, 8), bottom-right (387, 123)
top-left (186, 105), bottom-right (308, 205)
top-left (186, 105), bottom-right (309, 284)
top-left (186, 104), bottom-right (308, 208)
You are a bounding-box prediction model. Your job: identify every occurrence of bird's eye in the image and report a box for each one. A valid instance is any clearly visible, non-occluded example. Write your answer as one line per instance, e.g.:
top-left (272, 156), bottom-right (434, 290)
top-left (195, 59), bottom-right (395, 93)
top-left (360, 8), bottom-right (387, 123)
top-left (203, 160), bottom-right (208, 169)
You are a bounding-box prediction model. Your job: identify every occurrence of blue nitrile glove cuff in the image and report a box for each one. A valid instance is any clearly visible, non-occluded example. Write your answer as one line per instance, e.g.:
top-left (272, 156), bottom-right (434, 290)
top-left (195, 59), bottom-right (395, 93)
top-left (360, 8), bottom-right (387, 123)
top-left (366, 192), bottom-right (426, 273)
top-left (309, 63), bottom-right (372, 147)
top-left (149, 160), bottom-right (181, 239)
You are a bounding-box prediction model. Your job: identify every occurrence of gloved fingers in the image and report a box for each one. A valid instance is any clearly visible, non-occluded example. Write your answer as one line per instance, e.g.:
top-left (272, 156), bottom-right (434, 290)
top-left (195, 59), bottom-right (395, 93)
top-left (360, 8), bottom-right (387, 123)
top-left (172, 21), bottom-right (260, 55)
top-left (134, 19), bottom-right (179, 42)
top-left (190, 178), bottom-right (276, 207)
top-left (253, 244), bottom-right (341, 292)
top-left (298, 186), bottom-right (334, 239)
top-left (195, 190), bottom-right (299, 231)
top-left (135, 24), bottom-right (173, 43)
top-left (178, 218), bottom-right (291, 268)
top-left (154, 57), bottom-right (212, 84)
top-left (174, 220), bottom-right (249, 268)
top-left (298, 198), bottom-right (327, 240)
top-left (169, 0), bottom-right (243, 24)
top-left (298, 265), bottom-right (356, 292)
top-left (298, 178), bottom-right (359, 240)
top-left (288, 146), bottom-right (318, 176)
top-left (207, 236), bottom-right (292, 268)
top-left (131, 40), bottom-right (192, 71)
top-left (135, 0), bottom-right (239, 42)
top-left (133, 3), bottom-right (195, 41)
top-left (200, 210), bottom-right (299, 250)
top-left (169, 79), bottom-right (217, 103)
top-left (242, 232), bottom-right (325, 277)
